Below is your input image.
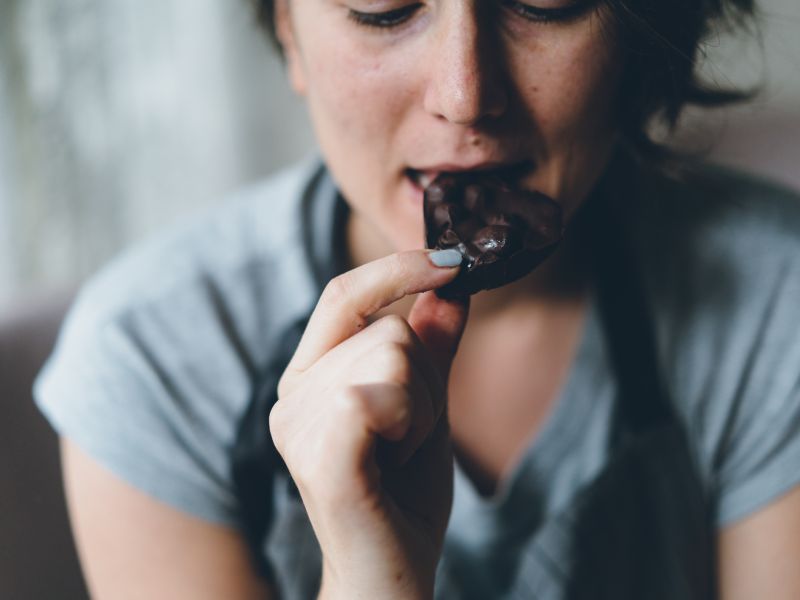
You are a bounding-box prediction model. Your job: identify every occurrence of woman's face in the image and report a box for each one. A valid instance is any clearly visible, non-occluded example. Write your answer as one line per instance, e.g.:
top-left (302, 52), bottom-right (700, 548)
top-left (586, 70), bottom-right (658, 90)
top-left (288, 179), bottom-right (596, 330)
top-left (277, 0), bottom-right (622, 254)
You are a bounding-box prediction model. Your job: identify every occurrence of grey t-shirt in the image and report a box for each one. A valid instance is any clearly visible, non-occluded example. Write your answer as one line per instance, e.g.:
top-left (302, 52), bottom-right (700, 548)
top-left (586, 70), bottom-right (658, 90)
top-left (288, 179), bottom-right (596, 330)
top-left (35, 156), bottom-right (800, 598)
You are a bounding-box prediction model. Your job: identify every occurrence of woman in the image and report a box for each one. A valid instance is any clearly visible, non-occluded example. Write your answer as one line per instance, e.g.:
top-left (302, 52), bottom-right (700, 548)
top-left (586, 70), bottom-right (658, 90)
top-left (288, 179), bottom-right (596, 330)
top-left (35, 0), bottom-right (800, 597)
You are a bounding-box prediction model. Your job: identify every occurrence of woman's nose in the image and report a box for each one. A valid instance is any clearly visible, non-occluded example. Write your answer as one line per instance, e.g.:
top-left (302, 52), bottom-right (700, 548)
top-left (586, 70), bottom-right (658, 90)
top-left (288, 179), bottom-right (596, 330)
top-left (423, 8), bottom-right (508, 126)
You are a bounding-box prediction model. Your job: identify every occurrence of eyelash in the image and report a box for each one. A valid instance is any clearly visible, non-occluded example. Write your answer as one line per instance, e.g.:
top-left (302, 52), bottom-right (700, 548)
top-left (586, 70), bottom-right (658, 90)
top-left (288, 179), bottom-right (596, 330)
top-left (347, 4), bottom-right (421, 28)
top-left (347, 0), bottom-right (593, 29)
top-left (503, 0), bottom-right (595, 23)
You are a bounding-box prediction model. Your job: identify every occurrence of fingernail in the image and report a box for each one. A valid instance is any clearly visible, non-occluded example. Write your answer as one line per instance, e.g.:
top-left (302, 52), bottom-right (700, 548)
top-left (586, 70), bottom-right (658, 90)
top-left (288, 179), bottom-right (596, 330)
top-left (428, 249), bottom-right (463, 268)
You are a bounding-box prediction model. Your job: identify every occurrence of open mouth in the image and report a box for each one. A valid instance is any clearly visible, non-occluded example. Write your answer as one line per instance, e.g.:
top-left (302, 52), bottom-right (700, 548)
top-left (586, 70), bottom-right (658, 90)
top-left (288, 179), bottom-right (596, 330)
top-left (405, 169), bottom-right (437, 190)
top-left (405, 160), bottom-right (535, 190)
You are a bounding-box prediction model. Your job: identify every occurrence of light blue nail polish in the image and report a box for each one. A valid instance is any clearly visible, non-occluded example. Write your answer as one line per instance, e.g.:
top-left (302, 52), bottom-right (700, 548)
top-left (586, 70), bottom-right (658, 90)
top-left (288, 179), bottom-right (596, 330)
top-left (428, 248), bottom-right (463, 268)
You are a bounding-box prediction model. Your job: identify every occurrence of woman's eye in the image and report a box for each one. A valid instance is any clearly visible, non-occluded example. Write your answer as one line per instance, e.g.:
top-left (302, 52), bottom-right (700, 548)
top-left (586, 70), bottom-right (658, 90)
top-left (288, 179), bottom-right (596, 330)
top-left (347, 0), bottom-right (596, 31)
top-left (500, 0), bottom-right (597, 23)
top-left (347, 4), bottom-right (422, 29)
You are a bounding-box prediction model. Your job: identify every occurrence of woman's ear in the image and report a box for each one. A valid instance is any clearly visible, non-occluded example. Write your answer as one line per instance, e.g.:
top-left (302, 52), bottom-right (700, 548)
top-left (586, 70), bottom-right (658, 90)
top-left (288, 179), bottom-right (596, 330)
top-left (274, 0), bottom-right (307, 95)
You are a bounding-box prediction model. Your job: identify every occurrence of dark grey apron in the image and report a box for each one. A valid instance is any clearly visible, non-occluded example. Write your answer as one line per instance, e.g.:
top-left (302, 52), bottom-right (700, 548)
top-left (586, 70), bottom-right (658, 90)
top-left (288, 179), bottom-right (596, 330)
top-left (561, 178), bottom-right (715, 600)
top-left (231, 159), bottom-right (716, 599)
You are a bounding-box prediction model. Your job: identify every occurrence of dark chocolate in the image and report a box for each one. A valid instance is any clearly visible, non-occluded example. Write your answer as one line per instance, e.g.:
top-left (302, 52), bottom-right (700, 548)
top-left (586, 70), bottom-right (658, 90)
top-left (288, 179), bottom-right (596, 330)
top-left (424, 173), bottom-right (563, 298)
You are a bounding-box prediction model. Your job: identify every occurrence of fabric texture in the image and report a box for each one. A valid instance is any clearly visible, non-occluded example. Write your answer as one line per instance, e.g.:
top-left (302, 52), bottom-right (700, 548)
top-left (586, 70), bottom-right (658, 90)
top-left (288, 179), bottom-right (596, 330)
top-left (35, 154), bottom-right (800, 598)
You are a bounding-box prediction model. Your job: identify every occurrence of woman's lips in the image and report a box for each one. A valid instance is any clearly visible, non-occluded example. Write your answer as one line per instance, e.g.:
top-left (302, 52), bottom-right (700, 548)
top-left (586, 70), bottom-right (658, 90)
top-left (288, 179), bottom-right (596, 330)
top-left (405, 169), bottom-right (437, 189)
top-left (404, 171), bottom-right (427, 207)
top-left (405, 160), bottom-right (535, 191)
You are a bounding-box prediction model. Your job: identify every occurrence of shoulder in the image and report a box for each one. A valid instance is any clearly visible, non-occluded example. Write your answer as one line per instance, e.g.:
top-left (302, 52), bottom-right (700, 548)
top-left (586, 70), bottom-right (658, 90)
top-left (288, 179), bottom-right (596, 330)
top-left (34, 157), bottom-right (324, 525)
top-left (628, 162), bottom-right (800, 368)
top-left (632, 163), bottom-right (800, 525)
top-left (632, 161), bottom-right (800, 276)
top-left (638, 163), bottom-right (800, 340)
top-left (631, 161), bottom-right (800, 337)
top-left (69, 156), bottom-right (322, 335)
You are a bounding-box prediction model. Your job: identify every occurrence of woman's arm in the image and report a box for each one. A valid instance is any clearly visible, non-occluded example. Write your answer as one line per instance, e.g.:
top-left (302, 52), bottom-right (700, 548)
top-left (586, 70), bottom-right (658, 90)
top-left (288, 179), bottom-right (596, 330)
top-left (718, 484), bottom-right (800, 599)
top-left (61, 438), bottom-right (274, 600)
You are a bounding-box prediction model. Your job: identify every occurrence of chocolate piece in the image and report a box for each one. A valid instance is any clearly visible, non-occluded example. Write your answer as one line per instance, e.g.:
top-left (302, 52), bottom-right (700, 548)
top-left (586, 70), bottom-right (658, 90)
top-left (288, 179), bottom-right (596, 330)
top-left (424, 173), bottom-right (563, 298)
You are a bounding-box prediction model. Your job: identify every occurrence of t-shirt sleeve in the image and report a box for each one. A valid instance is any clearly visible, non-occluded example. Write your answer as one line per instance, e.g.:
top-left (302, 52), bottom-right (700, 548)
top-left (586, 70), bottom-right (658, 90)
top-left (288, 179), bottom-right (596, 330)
top-left (641, 169), bottom-right (800, 529)
top-left (34, 276), bottom-right (253, 527)
top-left (702, 250), bottom-right (800, 527)
top-left (679, 230), bottom-right (800, 526)
top-left (34, 160), bottom-right (319, 534)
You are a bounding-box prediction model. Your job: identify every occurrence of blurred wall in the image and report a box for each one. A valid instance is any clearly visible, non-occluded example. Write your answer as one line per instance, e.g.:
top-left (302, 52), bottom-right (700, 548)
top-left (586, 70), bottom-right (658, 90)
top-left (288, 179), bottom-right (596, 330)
top-left (0, 0), bottom-right (798, 309)
top-left (0, 0), bottom-right (315, 308)
top-left (674, 0), bottom-right (800, 188)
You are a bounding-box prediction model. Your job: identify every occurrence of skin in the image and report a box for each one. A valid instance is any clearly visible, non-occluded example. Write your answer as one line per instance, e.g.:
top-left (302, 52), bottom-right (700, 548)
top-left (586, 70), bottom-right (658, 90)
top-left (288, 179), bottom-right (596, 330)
top-left (60, 0), bottom-right (800, 598)
top-left (277, 0), bottom-right (622, 263)
top-left (271, 2), bottom-right (617, 595)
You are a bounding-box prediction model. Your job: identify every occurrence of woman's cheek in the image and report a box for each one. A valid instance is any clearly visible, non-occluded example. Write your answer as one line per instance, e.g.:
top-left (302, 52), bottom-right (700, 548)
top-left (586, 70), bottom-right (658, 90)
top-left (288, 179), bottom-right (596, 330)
top-left (308, 38), bottom-right (407, 130)
top-left (521, 36), bottom-right (620, 170)
top-left (303, 55), bottom-right (413, 213)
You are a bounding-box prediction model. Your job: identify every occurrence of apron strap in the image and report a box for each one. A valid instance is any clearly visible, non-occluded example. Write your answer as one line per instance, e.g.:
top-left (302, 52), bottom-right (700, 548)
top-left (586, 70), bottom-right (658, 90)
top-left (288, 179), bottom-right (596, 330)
top-left (563, 159), bottom-right (716, 599)
top-left (231, 316), bottom-right (309, 580)
top-left (231, 166), bottom-right (350, 579)
top-left (582, 162), bottom-right (675, 443)
top-left (231, 153), bottom-right (702, 589)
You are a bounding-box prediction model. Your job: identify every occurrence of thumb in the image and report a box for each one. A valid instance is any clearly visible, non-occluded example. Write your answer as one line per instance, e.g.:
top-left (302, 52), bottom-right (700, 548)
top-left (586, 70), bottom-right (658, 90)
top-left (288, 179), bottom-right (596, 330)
top-left (408, 290), bottom-right (470, 382)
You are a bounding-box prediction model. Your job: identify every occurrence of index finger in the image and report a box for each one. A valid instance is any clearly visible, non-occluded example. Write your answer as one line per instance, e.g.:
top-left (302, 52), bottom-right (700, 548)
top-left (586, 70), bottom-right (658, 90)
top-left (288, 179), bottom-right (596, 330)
top-left (287, 249), bottom-right (462, 372)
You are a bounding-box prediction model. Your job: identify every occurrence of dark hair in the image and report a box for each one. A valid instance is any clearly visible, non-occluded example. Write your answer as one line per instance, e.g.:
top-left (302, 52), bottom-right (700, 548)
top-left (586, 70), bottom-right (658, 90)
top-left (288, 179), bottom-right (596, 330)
top-left (600, 0), bottom-right (759, 163)
top-left (250, 0), bottom-right (759, 164)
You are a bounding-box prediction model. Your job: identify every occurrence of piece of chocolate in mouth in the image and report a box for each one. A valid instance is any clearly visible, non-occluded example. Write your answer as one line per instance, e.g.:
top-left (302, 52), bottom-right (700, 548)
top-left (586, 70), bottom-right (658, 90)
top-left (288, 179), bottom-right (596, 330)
top-left (424, 173), bottom-right (564, 298)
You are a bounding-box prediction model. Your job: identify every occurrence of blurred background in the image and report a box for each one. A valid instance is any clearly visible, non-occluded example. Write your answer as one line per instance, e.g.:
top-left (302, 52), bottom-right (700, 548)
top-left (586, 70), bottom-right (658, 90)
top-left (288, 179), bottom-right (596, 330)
top-left (1, 0), bottom-right (799, 310)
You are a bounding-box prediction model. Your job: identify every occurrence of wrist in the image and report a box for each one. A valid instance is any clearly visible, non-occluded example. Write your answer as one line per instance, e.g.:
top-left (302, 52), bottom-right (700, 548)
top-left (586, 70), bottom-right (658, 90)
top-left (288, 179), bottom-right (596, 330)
top-left (318, 563), bottom-right (434, 600)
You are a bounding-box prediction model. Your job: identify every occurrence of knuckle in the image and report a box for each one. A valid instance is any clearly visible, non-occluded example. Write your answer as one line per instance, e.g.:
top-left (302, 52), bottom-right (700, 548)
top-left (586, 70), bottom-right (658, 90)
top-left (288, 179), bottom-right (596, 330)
top-left (375, 314), bottom-right (414, 345)
top-left (376, 341), bottom-right (414, 384)
top-left (275, 419), bottom-right (319, 484)
top-left (333, 385), bottom-right (369, 420)
top-left (268, 401), bottom-right (288, 453)
top-left (276, 370), bottom-right (293, 398)
top-left (285, 435), bottom-right (318, 484)
top-left (270, 396), bottom-right (340, 489)
top-left (321, 274), bottom-right (354, 309)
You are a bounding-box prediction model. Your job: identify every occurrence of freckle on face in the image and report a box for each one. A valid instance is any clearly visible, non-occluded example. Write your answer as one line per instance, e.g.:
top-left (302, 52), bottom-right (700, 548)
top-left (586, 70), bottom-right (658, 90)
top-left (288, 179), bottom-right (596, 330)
top-left (286, 2), bottom-right (621, 255)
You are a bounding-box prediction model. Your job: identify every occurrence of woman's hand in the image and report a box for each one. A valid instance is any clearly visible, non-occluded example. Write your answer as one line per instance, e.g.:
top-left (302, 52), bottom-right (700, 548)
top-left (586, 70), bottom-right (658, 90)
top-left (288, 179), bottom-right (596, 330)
top-left (270, 249), bottom-right (468, 600)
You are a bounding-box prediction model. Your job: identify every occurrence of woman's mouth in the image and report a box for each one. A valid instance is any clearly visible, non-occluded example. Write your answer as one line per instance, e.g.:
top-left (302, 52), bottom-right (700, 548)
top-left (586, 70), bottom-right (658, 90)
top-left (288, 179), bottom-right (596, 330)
top-left (404, 160), bottom-right (535, 193)
top-left (405, 169), bottom-right (438, 190)
top-left (402, 160), bottom-right (537, 211)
